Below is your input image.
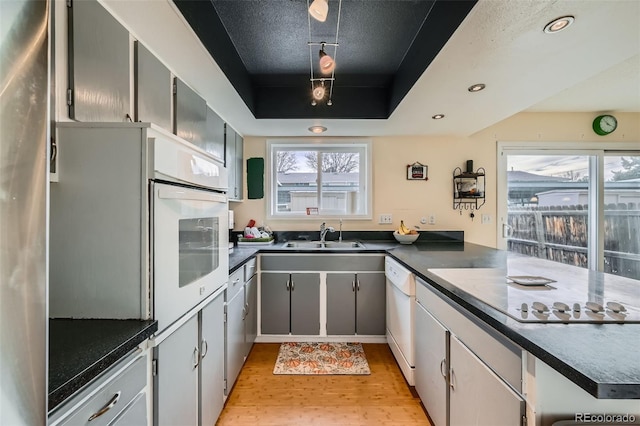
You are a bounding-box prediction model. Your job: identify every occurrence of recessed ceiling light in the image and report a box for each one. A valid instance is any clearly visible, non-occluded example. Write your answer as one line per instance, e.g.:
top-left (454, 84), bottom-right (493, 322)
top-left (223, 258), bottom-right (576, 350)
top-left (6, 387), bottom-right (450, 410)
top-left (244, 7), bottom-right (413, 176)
top-left (308, 126), bottom-right (327, 134)
top-left (432, 114), bottom-right (445, 120)
top-left (544, 16), bottom-right (575, 34)
top-left (468, 83), bottom-right (486, 92)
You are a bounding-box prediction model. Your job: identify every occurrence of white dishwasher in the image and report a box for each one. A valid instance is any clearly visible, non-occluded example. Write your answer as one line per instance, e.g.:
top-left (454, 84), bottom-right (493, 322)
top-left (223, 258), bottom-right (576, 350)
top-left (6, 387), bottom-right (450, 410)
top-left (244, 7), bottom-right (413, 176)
top-left (385, 256), bottom-right (416, 385)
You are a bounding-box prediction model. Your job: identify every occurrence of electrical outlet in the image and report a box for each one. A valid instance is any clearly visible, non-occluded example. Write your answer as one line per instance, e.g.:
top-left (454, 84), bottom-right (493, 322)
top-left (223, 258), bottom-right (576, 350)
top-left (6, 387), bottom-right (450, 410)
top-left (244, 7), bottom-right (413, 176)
top-left (379, 214), bottom-right (393, 224)
top-left (428, 214), bottom-right (436, 225)
top-left (420, 217), bottom-right (427, 224)
top-left (481, 214), bottom-right (491, 224)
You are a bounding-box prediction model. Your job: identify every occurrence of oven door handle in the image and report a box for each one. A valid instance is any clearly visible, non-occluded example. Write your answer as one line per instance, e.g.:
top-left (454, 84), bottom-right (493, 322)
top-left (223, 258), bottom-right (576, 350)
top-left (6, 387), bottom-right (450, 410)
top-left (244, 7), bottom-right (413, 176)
top-left (158, 187), bottom-right (226, 203)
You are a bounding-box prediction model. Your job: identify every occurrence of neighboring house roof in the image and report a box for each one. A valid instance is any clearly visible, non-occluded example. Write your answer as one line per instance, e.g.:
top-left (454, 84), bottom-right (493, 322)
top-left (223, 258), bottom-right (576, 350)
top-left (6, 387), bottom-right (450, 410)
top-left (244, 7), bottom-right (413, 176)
top-left (277, 172), bottom-right (359, 185)
top-left (507, 170), bottom-right (569, 182)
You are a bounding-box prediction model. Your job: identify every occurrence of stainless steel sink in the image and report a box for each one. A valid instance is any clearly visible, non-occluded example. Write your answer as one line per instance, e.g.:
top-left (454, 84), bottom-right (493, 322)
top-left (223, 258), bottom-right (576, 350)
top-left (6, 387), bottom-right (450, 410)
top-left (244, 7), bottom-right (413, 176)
top-left (281, 241), bottom-right (365, 250)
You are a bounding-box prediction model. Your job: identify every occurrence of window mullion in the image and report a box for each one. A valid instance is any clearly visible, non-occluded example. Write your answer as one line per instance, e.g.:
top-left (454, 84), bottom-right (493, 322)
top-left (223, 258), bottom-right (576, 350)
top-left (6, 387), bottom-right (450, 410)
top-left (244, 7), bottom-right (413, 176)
top-left (588, 154), bottom-right (605, 272)
top-left (316, 151), bottom-right (323, 211)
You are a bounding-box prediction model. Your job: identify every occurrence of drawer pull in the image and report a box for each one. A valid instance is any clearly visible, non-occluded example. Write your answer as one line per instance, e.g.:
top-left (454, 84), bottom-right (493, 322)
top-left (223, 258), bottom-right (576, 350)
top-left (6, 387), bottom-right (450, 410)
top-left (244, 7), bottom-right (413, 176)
top-left (440, 359), bottom-right (447, 378)
top-left (88, 391), bottom-right (121, 421)
top-left (449, 368), bottom-right (456, 391)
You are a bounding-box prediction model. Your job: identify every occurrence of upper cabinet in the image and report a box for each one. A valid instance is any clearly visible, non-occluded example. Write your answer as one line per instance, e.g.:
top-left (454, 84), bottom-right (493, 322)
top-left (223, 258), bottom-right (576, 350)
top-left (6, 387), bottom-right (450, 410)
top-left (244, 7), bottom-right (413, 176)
top-left (134, 42), bottom-right (171, 132)
top-left (67, 0), bottom-right (130, 121)
top-left (204, 106), bottom-right (225, 162)
top-left (173, 78), bottom-right (206, 148)
top-left (226, 124), bottom-right (243, 201)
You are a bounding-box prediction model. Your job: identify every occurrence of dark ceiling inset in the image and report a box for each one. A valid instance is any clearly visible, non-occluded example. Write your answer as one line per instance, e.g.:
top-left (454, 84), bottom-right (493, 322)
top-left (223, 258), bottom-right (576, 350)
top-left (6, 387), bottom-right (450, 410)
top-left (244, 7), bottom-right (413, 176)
top-left (173, 0), bottom-right (477, 119)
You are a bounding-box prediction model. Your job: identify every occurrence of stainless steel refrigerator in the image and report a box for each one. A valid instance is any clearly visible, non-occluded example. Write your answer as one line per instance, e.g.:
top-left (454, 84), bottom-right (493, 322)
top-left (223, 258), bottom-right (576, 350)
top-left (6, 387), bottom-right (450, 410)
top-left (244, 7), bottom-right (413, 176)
top-left (1, 0), bottom-right (49, 424)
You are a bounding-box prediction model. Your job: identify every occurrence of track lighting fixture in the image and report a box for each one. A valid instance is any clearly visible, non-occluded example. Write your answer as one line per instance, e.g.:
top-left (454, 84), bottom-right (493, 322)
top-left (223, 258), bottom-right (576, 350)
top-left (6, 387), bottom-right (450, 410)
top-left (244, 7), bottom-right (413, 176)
top-left (308, 0), bottom-right (328, 22)
top-left (318, 44), bottom-right (335, 74)
top-left (307, 0), bottom-right (342, 106)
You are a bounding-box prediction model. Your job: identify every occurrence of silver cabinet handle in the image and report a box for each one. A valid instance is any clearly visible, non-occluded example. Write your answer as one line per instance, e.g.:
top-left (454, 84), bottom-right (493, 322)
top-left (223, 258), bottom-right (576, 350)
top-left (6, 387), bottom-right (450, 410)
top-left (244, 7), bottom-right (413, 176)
top-left (449, 368), bottom-right (455, 391)
top-left (201, 339), bottom-right (208, 358)
top-left (290, 279), bottom-right (295, 291)
top-left (193, 346), bottom-right (200, 369)
top-left (88, 391), bottom-right (121, 421)
top-left (233, 278), bottom-right (241, 286)
top-left (242, 307), bottom-right (247, 320)
top-left (285, 279), bottom-right (290, 291)
top-left (352, 281), bottom-right (355, 292)
top-left (440, 359), bottom-right (447, 378)
top-left (357, 279), bottom-right (360, 292)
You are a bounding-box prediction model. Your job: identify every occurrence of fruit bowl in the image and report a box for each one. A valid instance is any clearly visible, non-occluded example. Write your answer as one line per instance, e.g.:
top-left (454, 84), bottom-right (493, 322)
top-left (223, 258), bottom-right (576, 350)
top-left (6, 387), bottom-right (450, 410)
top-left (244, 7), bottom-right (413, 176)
top-left (393, 231), bottom-right (419, 244)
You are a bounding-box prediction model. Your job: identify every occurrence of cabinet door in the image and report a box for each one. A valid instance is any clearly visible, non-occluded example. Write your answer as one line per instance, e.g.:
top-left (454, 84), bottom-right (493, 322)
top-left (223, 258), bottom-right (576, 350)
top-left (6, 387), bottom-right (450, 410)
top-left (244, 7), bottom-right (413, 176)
top-left (449, 336), bottom-right (524, 426)
top-left (244, 274), bottom-right (258, 357)
top-left (204, 106), bottom-right (225, 162)
top-left (260, 273), bottom-right (290, 334)
top-left (356, 272), bottom-right (386, 335)
top-left (415, 301), bottom-right (448, 426)
top-left (155, 314), bottom-right (199, 426)
top-left (234, 133), bottom-right (244, 200)
top-left (290, 273), bottom-right (320, 335)
top-left (225, 124), bottom-right (236, 198)
top-left (326, 273), bottom-right (356, 335)
top-left (225, 289), bottom-right (245, 394)
top-left (201, 293), bottom-right (225, 426)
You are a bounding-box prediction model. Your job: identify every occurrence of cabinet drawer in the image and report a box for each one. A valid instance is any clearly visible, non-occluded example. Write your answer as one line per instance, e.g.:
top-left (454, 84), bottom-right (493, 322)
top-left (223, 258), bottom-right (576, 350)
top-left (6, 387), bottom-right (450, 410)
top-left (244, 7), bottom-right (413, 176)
top-left (227, 268), bottom-right (244, 301)
top-left (260, 254), bottom-right (384, 272)
top-left (57, 355), bottom-right (147, 426)
top-left (244, 257), bottom-right (257, 282)
top-left (416, 277), bottom-right (523, 393)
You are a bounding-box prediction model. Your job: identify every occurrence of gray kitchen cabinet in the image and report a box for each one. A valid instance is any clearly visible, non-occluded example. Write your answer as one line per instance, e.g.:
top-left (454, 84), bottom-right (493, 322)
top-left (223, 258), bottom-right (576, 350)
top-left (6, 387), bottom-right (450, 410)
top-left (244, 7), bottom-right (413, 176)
top-left (225, 258), bottom-right (258, 395)
top-left (225, 273), bottom-right (245, 396)
top-left (49, 352), bottom-right (148, 426)
top-left (225, 124), bottom-right (243, 201)
top-left (154, 291), bottom-right (225, 426)
top-left (415, 300), bottom-right (449, 426)
top-left (204, 106), bottom-right (225, 162)
top-left (67, 0), bottom-right (130, 122)
top-left (261, 272), bottom-right (320, 335)
top-left (201, 293), bottom-right (225, 426)
top-left (326, 272), bottom-right (386, 335)
top-left (174, 77), bottom-right (207, 148)
top-left (244, 272), bottom-right (258, 356)
top-left (134, 41), bottom-right (171, 132)
top-left (155, 314), bottom-right (199, 426)
top-left (449, 336), bottom-right (524, 426)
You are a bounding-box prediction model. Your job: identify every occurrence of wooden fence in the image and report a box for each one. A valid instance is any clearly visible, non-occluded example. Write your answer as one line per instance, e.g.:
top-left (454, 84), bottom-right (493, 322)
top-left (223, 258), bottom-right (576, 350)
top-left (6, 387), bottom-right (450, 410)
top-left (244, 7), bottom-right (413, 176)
top-left (508, 203), bottom-right (640, 280)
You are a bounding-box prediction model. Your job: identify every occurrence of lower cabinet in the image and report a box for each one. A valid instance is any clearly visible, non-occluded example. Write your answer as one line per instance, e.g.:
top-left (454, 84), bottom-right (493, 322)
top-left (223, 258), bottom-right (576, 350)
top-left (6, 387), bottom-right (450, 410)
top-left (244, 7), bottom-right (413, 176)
top-left (49, 351), bottom-right (149, 426)
top-left (449, 336), bottom-right (524, 426)
top-left (326, 272), bottom-right (385, 335)
top-left (225, 259), bottom-right (258, 396)
top-left (414, 278), bottom-right (525, 426)
top-left (415, 300), bottom-right (448, 426)
top-left (154, 291), bottom-right (225, 426)
top-left (261, 272), bottom-right (320, 335)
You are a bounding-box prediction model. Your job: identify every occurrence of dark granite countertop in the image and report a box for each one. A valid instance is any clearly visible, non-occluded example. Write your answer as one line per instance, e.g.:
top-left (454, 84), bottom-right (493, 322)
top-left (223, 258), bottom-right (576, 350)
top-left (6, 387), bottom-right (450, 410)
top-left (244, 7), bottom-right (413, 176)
top-left (228, 239), bottom-right (640, 399)
top-left (48, 319), bottom-right (157, 411)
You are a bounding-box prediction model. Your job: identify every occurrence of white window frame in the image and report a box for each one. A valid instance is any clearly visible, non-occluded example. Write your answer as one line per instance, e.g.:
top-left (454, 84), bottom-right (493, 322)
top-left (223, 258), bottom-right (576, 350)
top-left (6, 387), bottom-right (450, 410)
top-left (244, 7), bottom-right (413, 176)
top-left (266, 139), bottom-right (373, 220)
top-left (497, 141), bottom-right (639, 272)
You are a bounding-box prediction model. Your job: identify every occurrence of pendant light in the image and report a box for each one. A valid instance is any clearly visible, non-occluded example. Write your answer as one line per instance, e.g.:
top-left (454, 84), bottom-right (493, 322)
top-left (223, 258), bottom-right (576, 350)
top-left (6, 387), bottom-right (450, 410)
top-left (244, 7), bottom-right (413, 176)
top-left (308, 0), bottom-right (328, 22)
top-left (318, 44), bottom-right (335, 74)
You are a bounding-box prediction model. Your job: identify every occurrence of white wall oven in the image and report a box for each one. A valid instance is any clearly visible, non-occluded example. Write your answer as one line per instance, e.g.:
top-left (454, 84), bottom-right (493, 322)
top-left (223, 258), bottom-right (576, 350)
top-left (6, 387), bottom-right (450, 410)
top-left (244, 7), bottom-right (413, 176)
top-left (152, 182), bottom-right (228, 331)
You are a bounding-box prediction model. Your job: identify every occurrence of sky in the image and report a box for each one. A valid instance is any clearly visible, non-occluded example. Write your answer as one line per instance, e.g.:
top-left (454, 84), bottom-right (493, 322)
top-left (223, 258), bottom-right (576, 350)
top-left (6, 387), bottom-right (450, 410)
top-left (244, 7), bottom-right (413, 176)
top-left (508, 155), bottom-right (636, 182)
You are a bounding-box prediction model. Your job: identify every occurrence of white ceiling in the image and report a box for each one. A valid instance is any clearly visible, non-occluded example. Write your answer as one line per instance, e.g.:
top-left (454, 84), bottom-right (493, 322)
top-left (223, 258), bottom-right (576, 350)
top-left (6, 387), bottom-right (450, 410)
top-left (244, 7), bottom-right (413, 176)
top-left (103, 0), bottom-right (640, 138)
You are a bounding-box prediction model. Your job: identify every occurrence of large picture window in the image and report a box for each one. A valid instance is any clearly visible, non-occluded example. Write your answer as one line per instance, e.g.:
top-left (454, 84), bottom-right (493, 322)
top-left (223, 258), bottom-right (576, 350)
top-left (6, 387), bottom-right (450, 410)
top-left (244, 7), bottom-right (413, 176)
top-left (267, 140), bottom-right (372, 219)
top-left (498, 143), bottom-right (640, 280)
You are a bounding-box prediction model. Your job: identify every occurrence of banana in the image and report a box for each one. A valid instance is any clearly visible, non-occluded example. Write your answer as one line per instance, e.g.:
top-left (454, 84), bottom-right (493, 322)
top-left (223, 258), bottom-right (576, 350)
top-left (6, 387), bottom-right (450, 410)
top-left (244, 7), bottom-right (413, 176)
top-left (397, 220), bottom-right (410, 235)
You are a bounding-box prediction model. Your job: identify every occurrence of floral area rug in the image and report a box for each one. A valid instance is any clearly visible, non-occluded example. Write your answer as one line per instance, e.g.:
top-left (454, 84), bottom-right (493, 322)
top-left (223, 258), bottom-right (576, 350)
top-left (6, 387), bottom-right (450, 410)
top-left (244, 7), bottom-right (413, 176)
top-left (273, 342), bottom-right (370, 375)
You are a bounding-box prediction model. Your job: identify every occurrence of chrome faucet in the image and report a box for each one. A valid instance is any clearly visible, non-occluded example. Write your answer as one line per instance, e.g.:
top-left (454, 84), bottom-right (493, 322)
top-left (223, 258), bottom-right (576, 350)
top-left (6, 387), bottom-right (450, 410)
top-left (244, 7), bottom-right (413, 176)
top-left (319, 222), bottom-right (335, 242)
top-left (339, 218), bottom-right (343, 242)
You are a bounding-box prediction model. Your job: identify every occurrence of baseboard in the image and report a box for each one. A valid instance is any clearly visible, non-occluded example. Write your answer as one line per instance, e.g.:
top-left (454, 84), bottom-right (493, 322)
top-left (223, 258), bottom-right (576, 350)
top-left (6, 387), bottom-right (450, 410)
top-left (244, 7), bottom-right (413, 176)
top-left (255, 335), bottom-right (388, 344)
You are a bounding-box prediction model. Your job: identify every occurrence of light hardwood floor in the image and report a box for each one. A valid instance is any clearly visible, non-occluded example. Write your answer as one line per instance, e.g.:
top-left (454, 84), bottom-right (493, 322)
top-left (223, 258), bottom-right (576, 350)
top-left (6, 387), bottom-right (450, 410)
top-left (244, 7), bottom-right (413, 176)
top-left (216, 343), bottom-right (432, 425)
